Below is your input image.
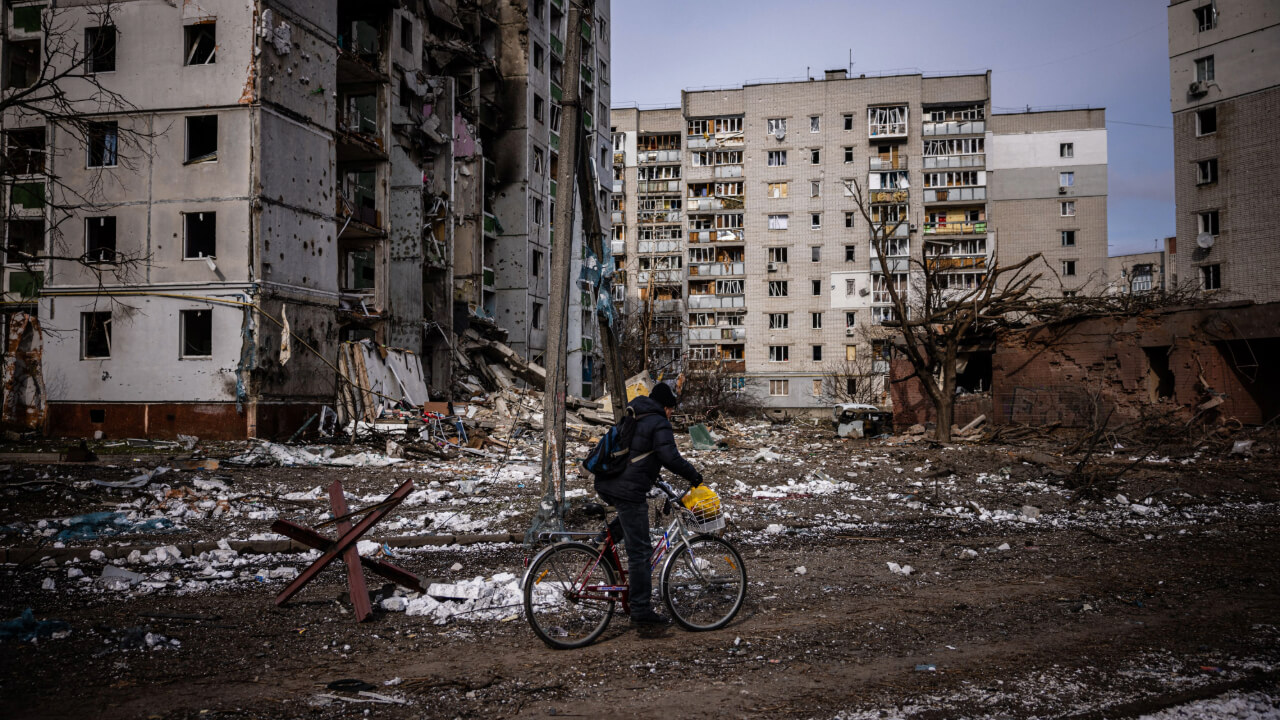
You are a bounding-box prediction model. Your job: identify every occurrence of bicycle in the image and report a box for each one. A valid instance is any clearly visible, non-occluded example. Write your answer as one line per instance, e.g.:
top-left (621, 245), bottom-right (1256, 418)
top-left (521, 479), bottom-right (747, 649)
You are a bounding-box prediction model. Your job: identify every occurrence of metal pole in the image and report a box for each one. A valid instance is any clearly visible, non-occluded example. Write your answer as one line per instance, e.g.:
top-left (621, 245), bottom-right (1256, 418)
top-left (526, 0), bottom-right (585, 542)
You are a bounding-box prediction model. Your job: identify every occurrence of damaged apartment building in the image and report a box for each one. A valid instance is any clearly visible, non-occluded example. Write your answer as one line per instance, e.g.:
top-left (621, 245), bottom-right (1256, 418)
top-left (611, 71), bottom-right (1110, 411)
top-left (0, 0), bottom-right (609, 438)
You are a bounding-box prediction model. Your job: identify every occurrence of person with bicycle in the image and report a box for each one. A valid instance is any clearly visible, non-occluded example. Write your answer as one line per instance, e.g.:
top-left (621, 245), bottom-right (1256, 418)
top-left (594, 381), bottom-right (703, 626)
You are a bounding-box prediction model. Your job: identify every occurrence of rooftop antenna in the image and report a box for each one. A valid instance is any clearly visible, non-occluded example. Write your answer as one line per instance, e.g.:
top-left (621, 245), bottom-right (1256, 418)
top-left (848, 48), bottom-right (854, 75)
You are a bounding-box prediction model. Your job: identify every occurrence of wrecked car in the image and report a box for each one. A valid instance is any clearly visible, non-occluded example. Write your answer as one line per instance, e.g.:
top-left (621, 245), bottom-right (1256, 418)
top-left (831, 403), bottom-right (893, 438)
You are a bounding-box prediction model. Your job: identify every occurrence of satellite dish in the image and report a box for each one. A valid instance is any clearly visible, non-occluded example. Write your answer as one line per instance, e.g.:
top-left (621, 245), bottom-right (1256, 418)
top-left (1196, 232), bottom-right (1215, 249)
top-left (773, 129), bottom-right (786, 141)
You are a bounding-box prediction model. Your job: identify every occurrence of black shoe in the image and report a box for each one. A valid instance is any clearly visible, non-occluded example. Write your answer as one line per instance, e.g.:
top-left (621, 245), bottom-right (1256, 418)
top-left (630, 610), bottom-right (671, 625)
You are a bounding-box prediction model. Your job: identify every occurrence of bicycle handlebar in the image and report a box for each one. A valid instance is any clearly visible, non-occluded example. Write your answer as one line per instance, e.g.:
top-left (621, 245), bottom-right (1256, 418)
top-left (654, 478), bottom-right (682, 501)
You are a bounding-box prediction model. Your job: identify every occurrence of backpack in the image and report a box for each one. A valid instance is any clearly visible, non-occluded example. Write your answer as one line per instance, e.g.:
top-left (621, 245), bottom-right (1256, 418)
top-left (583, 407), bottom-right (655, 479)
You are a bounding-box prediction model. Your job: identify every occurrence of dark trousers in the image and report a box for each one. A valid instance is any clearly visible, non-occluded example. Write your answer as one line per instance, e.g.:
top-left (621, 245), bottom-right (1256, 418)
top-left (599, 492), bottom-right (654, 616)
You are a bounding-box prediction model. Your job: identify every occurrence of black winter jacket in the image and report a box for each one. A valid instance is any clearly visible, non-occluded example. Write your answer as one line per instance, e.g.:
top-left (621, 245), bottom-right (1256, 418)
top-left (593, 395), bottom-right (703, 503)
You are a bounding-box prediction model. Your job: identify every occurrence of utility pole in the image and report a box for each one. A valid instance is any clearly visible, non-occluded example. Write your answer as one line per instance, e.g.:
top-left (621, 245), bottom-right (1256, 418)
top-left (527, 0), bottom-right (585, 542)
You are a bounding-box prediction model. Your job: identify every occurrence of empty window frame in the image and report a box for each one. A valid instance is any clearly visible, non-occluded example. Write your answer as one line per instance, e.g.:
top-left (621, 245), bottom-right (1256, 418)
top-left (811, 279), bottom-right (821, 296)
top-left (1196, 107), bottom-right (1217, 135)
top-left (768, 214), bottom-right (789, 230)
top-left (184, 211), bottom-right (216, 259)
top-left (766, 118), bottom-right (786, 135)
top-left (812, 345), bottom-right (823, 361)
top-left (1200, 263), bottom-right (1221, 290)
top-left (5, 127), bottom-right (46, 175)
top-left (1061, 260), bottom-right (1077, 276)
top-left (1194, 4), bottom-right (1217, 31)
top-left (181, 309), bottom-right (213, 357)
top-left (1195, 55), bottom-right (1214, 83)
top-left (184, 23), bottom-right (217, 65)
top-left (1199, 210), bottom-right (1220, 235)
top-left (1060, 201), bottom-right (1076, 217)
top-left (1059, 171), bottom-right (1074, 187)
top-left (767, 182), bottom-right (788, 198)
top-left (1197, 158), bottom-right (1218, 185)
top-left (85, 216), bottom-right (117, 263)
top-left (531, 302), bottom-right (544, 329)
top-left (768, 280), bottom-right (789, 297)
top-left (809, 116), bottom-right (820, 133)
top-left (5, 218), bottom-right (43, 263)
top-left (86, 122), bottom-right (118, 168)
top-left (845, 311), bottom-right (857, 328)
top-left (533, 43), bottom-right (544, 70)
top-left (85, 26), bottom-right (117, 73)
top-left (810, 148), bottom-right (820, 164)
top-left (843, 114), bottom-right (853, 131)
top-left (844, 212), bottom-right (855, 229)
top-left (81, 312), bottom-right (112, 359)
top-left (811, 312), bottom-right (822, 329)
top-left (811, 213), bottom-right (821, 229)
top-left (769, 379), bottom-right (789, 396)
top-left (844, 245), bottom-right (856, 262)
top-left (1059, 142), bottom-right (1074, 158)
top-left (768, 345), bottom-right (789, 362)
top-left (810, 246), bottom-right (820, 262)
top-left (4, 39), bottom-right (40, 89)
top-left (186, 115), bottom-right (218, 163)
top-left (767, 150), bottom-right (787, 167)
top-left (533, 94), bottom-right (545, 123)
top-left (532, 249), bottom-right (544, 277)
top-left (768, 313), bottom-right (789, 329)
top-left (1061, 230), bottom-right (1076, 247)
top-left (767, 247), bottom-right (788, 263)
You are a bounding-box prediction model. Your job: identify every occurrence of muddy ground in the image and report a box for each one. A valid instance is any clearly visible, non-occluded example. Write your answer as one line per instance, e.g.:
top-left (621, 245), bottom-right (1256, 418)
top-left (1, 425), bottom-right (1278, 719)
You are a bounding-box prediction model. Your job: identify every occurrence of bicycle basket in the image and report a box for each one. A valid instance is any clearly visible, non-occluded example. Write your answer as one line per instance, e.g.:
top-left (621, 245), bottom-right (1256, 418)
top-left (681, 485), bottom-right (724, 533)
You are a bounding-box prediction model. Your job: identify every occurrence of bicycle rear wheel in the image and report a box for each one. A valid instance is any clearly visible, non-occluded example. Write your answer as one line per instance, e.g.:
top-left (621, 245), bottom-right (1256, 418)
top-left (523, 541), bottom-right (617, 649)
top-left (661, 535), bottom-right (746, 631)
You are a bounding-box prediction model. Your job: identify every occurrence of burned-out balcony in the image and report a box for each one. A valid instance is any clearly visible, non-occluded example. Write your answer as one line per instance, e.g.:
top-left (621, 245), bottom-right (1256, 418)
top-left (868, 106), bottom-right (908, 140)
top-left (869, 155), bottom-right (907, 171)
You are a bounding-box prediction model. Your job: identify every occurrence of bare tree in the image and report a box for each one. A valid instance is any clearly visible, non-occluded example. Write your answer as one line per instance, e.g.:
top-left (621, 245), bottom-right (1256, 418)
top-left (2, 3), bottom-right (158, 297)
top-left (844, 177), bottom-right (1046, 442)
top-left (819, 325), bottom-right (889, 406)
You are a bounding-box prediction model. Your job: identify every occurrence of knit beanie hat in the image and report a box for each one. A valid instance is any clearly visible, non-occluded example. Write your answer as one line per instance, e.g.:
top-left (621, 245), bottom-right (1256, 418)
top-left (648, 382), bottom-right (679, 408)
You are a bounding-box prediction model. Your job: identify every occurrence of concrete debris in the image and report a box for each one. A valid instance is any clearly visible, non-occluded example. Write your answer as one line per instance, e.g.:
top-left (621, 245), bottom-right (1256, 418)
top-left (794, 566), bottom-right (807, 576)
top-left (1231, 440), bottom-right (1254, 456)
top-left (996, 543), bottom-right (1011, 551)
top-left (960, 549), bottom-right (978, 560)
top-left (886, 562), bottom-right (914, 576)
top-left (752, 449), bottom-right (783, 463)
top-left (1020, 505), bottom-right (1041, 520)
top-left (226, 441), bottom-right (405, 468)
top-left (99, 565), bottom-right (146, 590)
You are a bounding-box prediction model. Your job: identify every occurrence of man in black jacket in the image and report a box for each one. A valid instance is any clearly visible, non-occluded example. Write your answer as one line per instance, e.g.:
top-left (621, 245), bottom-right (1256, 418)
top-left (593, 381), bottom-right (703, 625)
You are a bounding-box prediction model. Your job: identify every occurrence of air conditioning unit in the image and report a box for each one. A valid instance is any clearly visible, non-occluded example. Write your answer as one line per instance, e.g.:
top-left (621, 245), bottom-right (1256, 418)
top-left (1058, 186), bottom-right (1068, 194)
top-left (767, 262), bottom-right (779, 272)
top-left (1189, 80), bottom-right (1208, 96)
top-left (908, 224), bottom-right (918, 233)
top-left (858, 287), bottom-right (870, 297)
top-left (845, 327), bottom-right (857, 337)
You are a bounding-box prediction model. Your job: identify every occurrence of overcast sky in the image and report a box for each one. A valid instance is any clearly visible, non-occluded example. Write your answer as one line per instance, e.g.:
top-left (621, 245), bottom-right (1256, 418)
top-left (611, 0), bottom-right (1174, 257)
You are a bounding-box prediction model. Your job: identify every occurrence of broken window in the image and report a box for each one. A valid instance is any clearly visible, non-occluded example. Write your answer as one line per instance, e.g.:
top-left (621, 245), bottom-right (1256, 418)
top-left (343, 249), bottom-right (375, 290)
top-left (1060, 201), bottom-right (1075, 217)
top-left (1197, 158), bottom-right (1218, 185)
top-left (810, 116), bottom-right (820, 133)
top-left (85, 26), bottom-right (117, 73)
top-left (844, 147), bottom-right (854, 164)
top-left (845, 311), bottom-right (856, 328)
top-left (85, 216), bottom-right (116, 263)
top-left (185, 115), bottom-right (217, 163)
top-left (716, 279), bottom-right (742, 295)
top-left (768, 345), bottom-right (789, 362)
top-left (767, 247), bottom-right (788, 263)
top-left (184, 23), bottom-right (217, 65)
top-left (811, 212), bottom-right (821, 229)
top-left (844, 212), bottom-right (855, 229)
top-left (868, 106), bottom-right (907, 136)
top-left (400, 16), bottom-right (413, 50)
top-left (1194, 3), bottom-right (1218, 30)
top-left (767, 150), bottom-right (786, 167)
top-left (1200, 263), bottom-right (1221, 290)
top-left (1061, 260), bottom-right (1077, 276)
top-left (811, 312), bottom-right (822, 329)
top-left (533, 147), bottom-right (544, 175)
top-left (532, 249), bottom-right (543, 278)
top-left (533, 43), bottom-right (544, 70)
top-left (181, 309), bottom-right (213, 357)
top-left (5, 218), bottom-right (43, 263)
top-left (843, 114), bottom-right (853, 131)
top-left (86, 122), bottom-right (118, 168)
top-left (767, 182), bottom-right (788, 198)
top-left (812, 345), bottom-right (823, 362)
top-left (4, 39), bottom-right (40, 89)
top-left (810, 148), bottom-right (820, 164)
top-left (812, 279), bottom-right (821, 296)
top-left (533, 94), bottom-right (545, 123)
top-left (844, 245), bottom-right (855, 262)
top-left (1196, 107), bottom-right (1217, 135)
top-left (768, 214), bottom-right (788, 230)
top-left (845, 278), bottom-right (856, 296)
top-left (768, 280), bottom-right (788, 297)
top-left (184, 211), bottom-right (216, 259)
top-left (769, 379), bottom-right (789, 396)
top-left (531, 303), bottom-right (545, 329)
top-left (811, 246), bottom-right (820, 262)
top-left (766, 118), bottom-right (786, 136)
top-left (1199, 210), bottom-right (1220, 235)
top-left (1131, 264), bottom-right (1154, 292)
top-left (81, 311), bottom-right (112, 359)
top-left (549, 104), bottom-right (562, 132)
top-left (4, 127), bottom-right (45, 175)
top-left (1060, 142), bottom-right (1074, 158)
top-left (768, 313), bottom-right (788, 329)
top-left (1061, 230), bottom-right (1076, 247)
top-left (810, 181), bottom-right (820, 198)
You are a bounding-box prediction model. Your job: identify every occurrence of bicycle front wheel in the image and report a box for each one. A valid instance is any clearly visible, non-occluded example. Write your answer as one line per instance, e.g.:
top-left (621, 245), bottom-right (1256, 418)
top-left (523, 542), bottom-right (617, 649)
top-left (661, 535), bottom-right (747, 631)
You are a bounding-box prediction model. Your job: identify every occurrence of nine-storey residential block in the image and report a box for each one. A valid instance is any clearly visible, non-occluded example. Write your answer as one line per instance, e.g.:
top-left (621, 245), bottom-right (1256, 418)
top-left (1167, 0), bottom-right (1280, 302)
top-left (612, 70), bottom-right (1109, 411)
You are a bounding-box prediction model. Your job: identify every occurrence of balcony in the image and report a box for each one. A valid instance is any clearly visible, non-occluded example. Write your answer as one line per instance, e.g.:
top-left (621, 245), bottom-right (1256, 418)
top-left (550, 132), bottom-right (560, 151)
top-left (611, 211), bottom-right (623, 224)
top-left (685, 197), bottom-right (744, 211)
top-left (689, 327), bottom-right (717, 341)
top-left (612, 180), bottom-right (623, 193)
top-left (869, 189), bottom-right (910, 204)
top-left (483, 266), bottom-right (495, 287)
top-left (869, 155), bottom-right (907, 171)
top-left (610, 240), bottom-right (626, 255)
top-left (638, 240), bottom-right (682, 253)
top-left (922, 154), bottom-right (985, 169)
top-left (714, 164), bottom-right (743, 179)
top-left (922, 220), bottom-right (987, 235)
top-left (637, 180), bottom-right (681, 194)
top-left (613, 152), bottom-right (625, 165)
top-left (637, 269), bottom-right (682, 284)
top-left (924, 187), bottom-right (986, 203)
top-left (688, 294), bottom-right (746, 309)
top-left (580, 64), bottom-right (593, 85)
top-left (688, 261), bottom-right (745, 277)
top-left (922, 120), bottom-right (985, 136)
top-left (926, 255), bottom-right (988, 272)
top-left (653, 299), bottom-right (683, 313)
top-left (638, 150), bottom-right (681, 164)
top-left (720, 327), bottom-right (747, 341)
top-left (483, 212), bottom-right (497, 236)
top-left (687, 228), bottom-right (744, 244)
top-left (549, 34), bottom-right (563, 58)
top-left (637, 211), bottom-right (682, 225)
top-left (550, 83), bottom-right (562, 102)
top-left (871, 222), bottom-right (910, 239)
